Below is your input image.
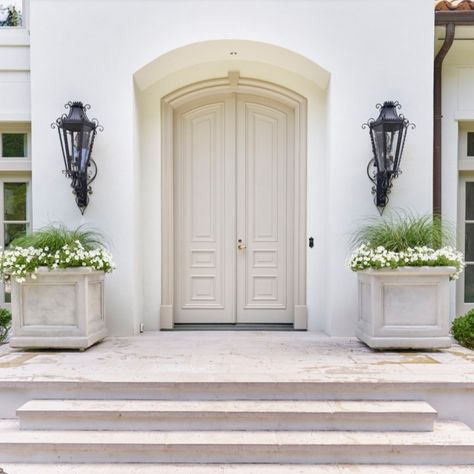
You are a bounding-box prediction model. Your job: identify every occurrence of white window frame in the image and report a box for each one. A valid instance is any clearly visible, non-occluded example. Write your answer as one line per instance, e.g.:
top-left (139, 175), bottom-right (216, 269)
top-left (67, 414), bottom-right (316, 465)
top-left (0, 123), bottom-right (31, 173)
top-left (0, 0), bottom-right (27, 30)
top-left (0, 173), bottom-right (31, 308)
top-left (458, 124), bottom-right (474, 315)
top-left (458, 123), bottom-right (474, 171)
top-left (0, 0), bottom-right (29, 49)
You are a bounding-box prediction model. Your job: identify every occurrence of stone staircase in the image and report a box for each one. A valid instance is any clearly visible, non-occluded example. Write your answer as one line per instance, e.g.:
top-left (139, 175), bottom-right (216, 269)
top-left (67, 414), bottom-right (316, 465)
top-left (1, 398), bottom-right (474, 467)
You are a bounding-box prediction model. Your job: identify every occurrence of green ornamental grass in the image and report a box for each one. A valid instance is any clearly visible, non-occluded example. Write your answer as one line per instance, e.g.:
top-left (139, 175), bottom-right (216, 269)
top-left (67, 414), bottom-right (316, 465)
top-left (10, 224), bottom-right (106, 252)
top-left (349, 211), bottom-right (464, 278)
top-left (351, 212), bottom-right (454, 251)
top-left (452, 310), bottom-right (474, 350)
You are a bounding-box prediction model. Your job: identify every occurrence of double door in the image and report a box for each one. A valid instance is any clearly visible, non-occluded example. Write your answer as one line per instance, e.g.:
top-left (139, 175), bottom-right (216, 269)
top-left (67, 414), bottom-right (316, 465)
top-left (174, 93), bottom-right (295, 323)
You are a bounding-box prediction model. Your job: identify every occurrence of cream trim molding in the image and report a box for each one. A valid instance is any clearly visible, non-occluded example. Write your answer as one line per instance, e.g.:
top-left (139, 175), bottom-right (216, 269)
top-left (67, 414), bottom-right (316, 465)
top-left (160, 73), bottom-right (308, 329)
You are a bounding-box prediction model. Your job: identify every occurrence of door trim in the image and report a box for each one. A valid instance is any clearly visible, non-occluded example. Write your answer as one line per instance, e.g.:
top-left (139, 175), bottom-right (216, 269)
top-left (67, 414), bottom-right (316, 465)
top-left (160, 73), bottom-right (308, 329)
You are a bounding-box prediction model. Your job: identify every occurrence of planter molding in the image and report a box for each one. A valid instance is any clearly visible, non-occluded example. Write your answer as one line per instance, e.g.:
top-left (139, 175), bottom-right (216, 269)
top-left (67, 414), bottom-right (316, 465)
top-left (356, 266), bottom-right (455, 350)
top-left (9, 267), bottom-right (106, 350)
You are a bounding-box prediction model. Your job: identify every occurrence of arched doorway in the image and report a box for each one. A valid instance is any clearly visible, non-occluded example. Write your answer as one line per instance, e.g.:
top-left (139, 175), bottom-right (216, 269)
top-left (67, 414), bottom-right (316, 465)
top-left (160, 74), bottom-right (308, 329)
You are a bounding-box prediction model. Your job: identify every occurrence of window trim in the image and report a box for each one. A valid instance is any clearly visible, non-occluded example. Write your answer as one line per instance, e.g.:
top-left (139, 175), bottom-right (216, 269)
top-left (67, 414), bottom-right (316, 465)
top-left (458, 175), bottom-right (474, 315)
top-left (0, 123), bottom-right (31, 172)
top-left (468, 132), bottom-right (474, 158)
top-left (0, 1), bottom-right (27, 31)
top-left (1, 132), bottom-right (28, 159)
top-left (459, 123), bottom-right (474, 170)
top-left (0, 173), bottom-right (31, 308)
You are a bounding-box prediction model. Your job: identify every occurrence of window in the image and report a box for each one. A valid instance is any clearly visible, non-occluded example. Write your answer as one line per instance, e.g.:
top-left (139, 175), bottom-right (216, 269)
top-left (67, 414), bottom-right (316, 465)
top-left (465, 182), bottom-right (474, 303)
top-left (0, 177), bottom-right (30, 305)
top-left (0, 1), bottom-right (22, 28)
top-left (0, 124), bottom-right (31, 307)
top-left (458, 125), bottom-right (474, 167)
top-left (1, 133), bottom-right (26, 158)
top-left (4, 182), bottom-right (28, 246)
top-left (468, 132), bottom-right (474, 158)
top-left (0, 126), bottom-right (30, 167)
top-left (459, 127), bottom-right (474, 311)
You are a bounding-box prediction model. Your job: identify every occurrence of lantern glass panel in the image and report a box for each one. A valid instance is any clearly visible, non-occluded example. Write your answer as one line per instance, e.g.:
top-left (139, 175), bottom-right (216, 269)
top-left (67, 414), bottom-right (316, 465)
top-left (372, 127), bottom-right (401, 173)
top-left (385, 128), bottom-right (401, 172)
top-left (78, 129), bottom-right (93, 173)
top-left (372, 127), bottom-right (386, 172)
top-left (62, 129), bottom-right (74, 173)
top-left (69, 130), bottom-right (80, 172)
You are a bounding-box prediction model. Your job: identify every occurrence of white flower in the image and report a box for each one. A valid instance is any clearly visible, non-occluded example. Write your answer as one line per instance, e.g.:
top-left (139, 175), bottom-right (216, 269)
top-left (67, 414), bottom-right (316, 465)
top-left (348, 243), bottom-right (464, 280)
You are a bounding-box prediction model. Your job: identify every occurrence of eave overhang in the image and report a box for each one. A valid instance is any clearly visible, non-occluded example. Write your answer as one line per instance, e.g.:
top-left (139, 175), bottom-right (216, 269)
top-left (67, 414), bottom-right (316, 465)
top-left (436, 0), bottom-right (474, 24)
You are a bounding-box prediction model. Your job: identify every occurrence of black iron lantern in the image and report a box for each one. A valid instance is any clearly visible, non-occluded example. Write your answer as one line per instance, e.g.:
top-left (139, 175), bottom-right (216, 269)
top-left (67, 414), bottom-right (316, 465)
top-left (52, 101), bottom-right (103, 214)
top-left (363, 101), bottom-right (415, 214)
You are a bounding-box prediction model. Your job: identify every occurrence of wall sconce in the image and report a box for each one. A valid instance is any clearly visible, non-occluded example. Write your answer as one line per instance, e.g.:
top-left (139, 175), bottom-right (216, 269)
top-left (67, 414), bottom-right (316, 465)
top-left (363, 101), bottom-right (415, 214)
top-left (52, 101), bottom-right (103, 214)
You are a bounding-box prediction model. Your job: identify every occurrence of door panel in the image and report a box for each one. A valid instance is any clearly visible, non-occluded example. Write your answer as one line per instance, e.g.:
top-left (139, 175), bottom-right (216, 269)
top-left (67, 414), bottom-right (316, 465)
top-left (174, 93), bottom-right (295, 324)
top-left (174, 96), bottom-right (236, 323)
top-left (236, 95), bottom-right (294, 323)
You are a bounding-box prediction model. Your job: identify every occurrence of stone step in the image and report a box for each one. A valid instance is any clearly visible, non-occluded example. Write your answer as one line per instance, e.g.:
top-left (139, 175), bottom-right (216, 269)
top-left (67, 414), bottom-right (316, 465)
top-left (0, 420), bottom-right (473, 464)
top-left (2, 380), bottom-right (472, 424)
top-left (16, 399), bottom-right (437, 432)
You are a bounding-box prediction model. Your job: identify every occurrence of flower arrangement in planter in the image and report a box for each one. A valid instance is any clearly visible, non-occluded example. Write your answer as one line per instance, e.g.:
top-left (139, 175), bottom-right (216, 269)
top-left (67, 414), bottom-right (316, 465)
top-left (1, 225), bottom-right (115, 350)
top-left (349, 213), bottom-right (464, 350)
top-left (350, 245), bottom-right (463, 279)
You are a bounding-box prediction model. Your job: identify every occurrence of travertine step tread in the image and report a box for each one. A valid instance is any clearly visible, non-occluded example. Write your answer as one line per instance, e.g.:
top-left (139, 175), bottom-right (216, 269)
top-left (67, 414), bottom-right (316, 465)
top-left (1, 420), bottom-right (472, 445)
top-left (2, 464), bottom-right (473, 473)
top-left (1, 420), bottom-right (473, 464)
top-left (17, 399), bottom-right (437, 414)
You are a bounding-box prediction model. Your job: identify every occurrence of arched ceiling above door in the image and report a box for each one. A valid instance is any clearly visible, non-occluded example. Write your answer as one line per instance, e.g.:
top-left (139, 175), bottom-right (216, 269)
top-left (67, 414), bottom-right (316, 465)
top-left (134, 39), bottom-right (330, 92)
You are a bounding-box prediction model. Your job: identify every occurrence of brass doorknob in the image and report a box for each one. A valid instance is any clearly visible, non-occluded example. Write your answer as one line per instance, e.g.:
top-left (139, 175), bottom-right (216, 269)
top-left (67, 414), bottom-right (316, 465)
top-left (237, 240), bottom-right (247, 250)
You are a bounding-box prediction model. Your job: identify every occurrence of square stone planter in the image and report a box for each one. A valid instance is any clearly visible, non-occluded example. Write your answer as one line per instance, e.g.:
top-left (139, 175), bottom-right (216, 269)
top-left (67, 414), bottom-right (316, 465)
top-left (356, 266), bottom-right (455, 350)
top-left (9, 267), bottom-right (107, 350)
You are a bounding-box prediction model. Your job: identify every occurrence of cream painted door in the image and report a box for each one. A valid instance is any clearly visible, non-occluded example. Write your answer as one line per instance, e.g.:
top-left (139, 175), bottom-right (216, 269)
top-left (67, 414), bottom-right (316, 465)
top-left (236, 95), bottom-right (294, 323)
top-left (174, 95), bottom-right (236, 323)
top-left (174, 93), bottom-right (294, 324)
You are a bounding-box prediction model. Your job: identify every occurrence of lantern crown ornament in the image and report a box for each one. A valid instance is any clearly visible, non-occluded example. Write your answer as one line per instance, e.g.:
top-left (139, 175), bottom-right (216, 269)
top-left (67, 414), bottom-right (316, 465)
top-left (362, 101), bottom-right (415, 214)
top-left (52, 101), bottom-right (103, 214)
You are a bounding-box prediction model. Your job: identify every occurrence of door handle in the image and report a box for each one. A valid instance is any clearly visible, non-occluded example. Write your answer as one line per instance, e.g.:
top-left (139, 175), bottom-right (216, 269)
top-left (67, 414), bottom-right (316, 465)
top-left (237, 239), bottom-right (247, 250)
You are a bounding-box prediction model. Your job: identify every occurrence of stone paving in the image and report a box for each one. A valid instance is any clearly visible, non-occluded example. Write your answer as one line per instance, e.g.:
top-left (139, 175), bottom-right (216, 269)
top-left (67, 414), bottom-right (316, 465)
top-left (1, 464), bottom-right (474, 473)
top-left (0, 331), bottom-right (473, 384)
top-left (1, 332), bottom-right (474, 472)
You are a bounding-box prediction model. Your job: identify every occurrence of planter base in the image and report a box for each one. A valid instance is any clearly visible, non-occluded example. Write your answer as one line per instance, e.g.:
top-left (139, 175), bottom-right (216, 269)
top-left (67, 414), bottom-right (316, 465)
top-left (357, 267), bottom-right (455, 351)
top-left (9, 328), bottom-right (107, 351)
top-left (10, 268), bottom-right (107, 351)
top-left (356, 331), bottom-right (453, 350)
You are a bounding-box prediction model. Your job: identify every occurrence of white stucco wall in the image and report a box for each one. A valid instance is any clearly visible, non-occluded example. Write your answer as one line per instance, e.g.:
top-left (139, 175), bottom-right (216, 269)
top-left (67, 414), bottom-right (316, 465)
top-left (0, 1), bottom-right (30, 122)
top-left (29, 0), bottom-right (435, 335)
